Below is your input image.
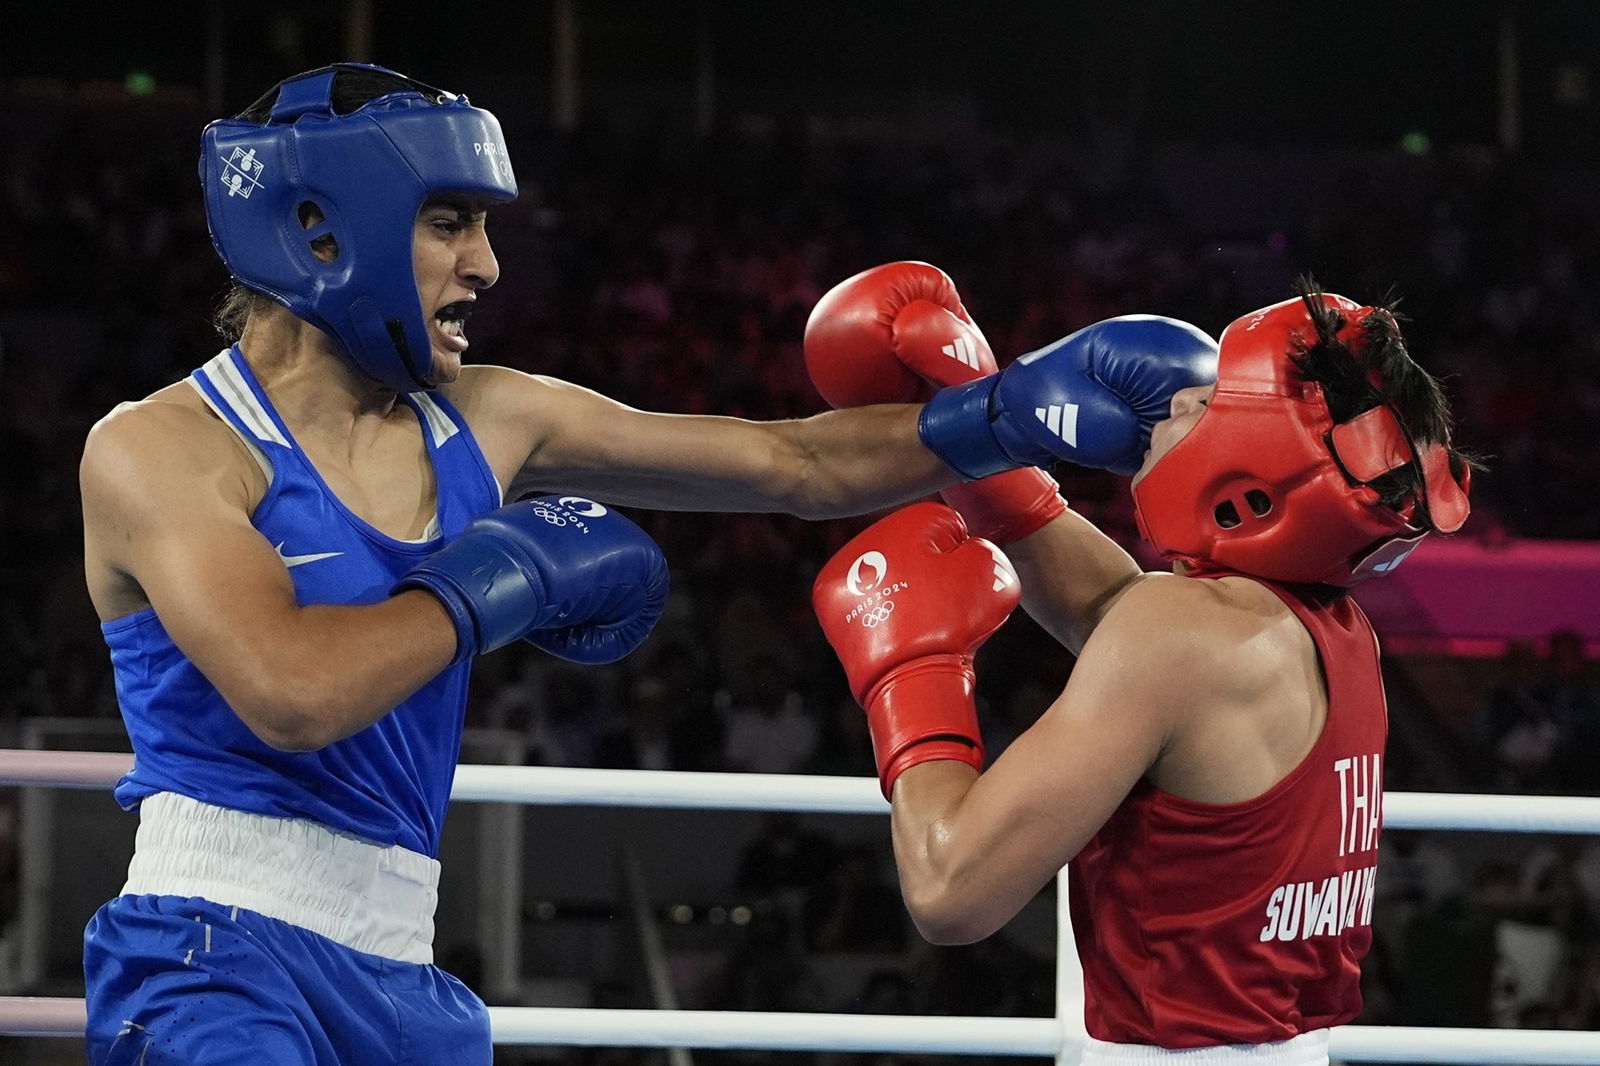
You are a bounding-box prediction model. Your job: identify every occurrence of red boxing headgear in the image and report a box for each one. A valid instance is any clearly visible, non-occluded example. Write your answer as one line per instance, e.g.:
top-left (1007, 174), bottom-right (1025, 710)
top-left (1131, 293), bottom-right (1471, 587)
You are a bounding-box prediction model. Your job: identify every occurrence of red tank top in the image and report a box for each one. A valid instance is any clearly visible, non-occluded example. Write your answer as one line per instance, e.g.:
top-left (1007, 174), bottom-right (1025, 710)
top-left (1069, 574), bottom-right (1387, 1047)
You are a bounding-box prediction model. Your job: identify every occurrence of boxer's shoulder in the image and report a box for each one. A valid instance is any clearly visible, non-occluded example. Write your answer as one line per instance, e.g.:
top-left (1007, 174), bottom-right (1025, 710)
top-left (85, 383), bottom-right (258, 487)
top-left (440, 364), bottom-right (584, 486)
top-left (1087, 572), bottom-right (1304, 692)
top-left (1099, 575), bottom-right (1326, 802)
top-left (445, 363), bottom-right (595, 419)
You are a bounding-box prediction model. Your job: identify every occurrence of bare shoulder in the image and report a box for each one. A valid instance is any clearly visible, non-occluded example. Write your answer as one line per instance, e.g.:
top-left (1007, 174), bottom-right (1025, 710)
top-left (441, 364), bottom-right (624, 485)
top-left (444, 364), bottom-right (596, 419)
top-left (1089, 572), bottom-right (1304, 689)
top-left (81, 382), bottom-right (259, 514)
top-left (442, 363), bottom-right (630, 430)
top-left (85, 384), bottom-right (228, 464)
top-left (81, 382), bottom-right (267, 618)
top-left (443, 363), bottom-right (529, 406)
top-left (1094, 573), bottom-right (1325, 802)
top-left (1089, 572), bottom-right (1252, 648)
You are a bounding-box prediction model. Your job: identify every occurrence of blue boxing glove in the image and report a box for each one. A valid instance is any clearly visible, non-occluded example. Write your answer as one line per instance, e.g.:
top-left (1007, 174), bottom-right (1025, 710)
top-left (917, 316), bottom-right (1219, 478)
top-left (396, 495), bottom-right (669, 666)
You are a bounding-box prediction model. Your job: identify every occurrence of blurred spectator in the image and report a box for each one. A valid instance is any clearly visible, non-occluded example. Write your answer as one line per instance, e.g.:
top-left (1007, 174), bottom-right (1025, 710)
top-left (846, 969), bottom-right (914, 1014)
top-left (1482, 843), bottom-right (1592, 1026)
top-left (0, 796), bottom-right (17, 994)
top-left (720, 655), bottom-right (817, 776)
top-left (595, 673), bottom-right (723, 772)
top-left (1473, 641), bottom-right (1566, 793)
top-left (803, 695), bottom-right (877, 779)
top-left (708, 903), bottom-right (826, 1017)
top-left (436, 941), bottom-right (486, 1000)
top-left (1545, 630), bottom-right (1600, 793)
top-left (821, 971), bottom-right (919, 1066)
top-left (735, 813), bottom-right (838, 904)
top-left (980, 674), bottom-right (1054, 768)
top-left (500, 669), bottom-right (611, 768)
top-left (802, 845), bottom-right (908, 954)
top-left (1393, 860), bottom-right (1506, 1026)
top-left (1372, 832), bottom-right (1464, 982)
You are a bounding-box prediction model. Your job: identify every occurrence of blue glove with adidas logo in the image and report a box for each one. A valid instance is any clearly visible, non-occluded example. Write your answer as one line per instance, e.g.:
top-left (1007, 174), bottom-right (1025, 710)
top-left (917, 316), bottom-right (1219, 478)
top-left (397, 496), bottom-right (669, 666)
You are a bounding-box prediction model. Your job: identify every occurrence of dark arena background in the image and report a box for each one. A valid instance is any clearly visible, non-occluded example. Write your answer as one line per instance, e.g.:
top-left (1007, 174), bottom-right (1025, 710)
top-left (2, 1), bottom-right (1600, 1063)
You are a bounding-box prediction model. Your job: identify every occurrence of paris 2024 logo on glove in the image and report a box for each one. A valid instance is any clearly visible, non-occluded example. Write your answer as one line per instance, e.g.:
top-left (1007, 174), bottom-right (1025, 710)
top-left (527, 496), bottom-right (609, 532)
top-left (842, 550), bottom-right (905, 629)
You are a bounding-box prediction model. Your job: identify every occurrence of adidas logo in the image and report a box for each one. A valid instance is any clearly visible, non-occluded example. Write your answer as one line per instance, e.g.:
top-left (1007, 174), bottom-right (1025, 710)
top-left (983, 543), bottom-right (1017, 593)
top-left (1035, 403), bottom-right (1079, 447)
top-left (942, 336), bottom-right (981, 371)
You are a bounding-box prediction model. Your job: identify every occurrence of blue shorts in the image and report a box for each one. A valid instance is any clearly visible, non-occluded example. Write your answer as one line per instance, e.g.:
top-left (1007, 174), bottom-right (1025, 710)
top-left (84, 894), bottom-right (491, 1066)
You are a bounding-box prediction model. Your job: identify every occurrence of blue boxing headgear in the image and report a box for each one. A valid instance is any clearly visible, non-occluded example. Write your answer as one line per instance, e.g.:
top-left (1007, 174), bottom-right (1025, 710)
top-left (200, 63), bottom-right (518, 392)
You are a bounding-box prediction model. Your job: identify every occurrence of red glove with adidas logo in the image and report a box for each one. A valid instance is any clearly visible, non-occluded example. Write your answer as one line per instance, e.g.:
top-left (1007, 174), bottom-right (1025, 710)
top-left (803, 261), bottom-right (1066, 545)
top-left (803, 260), bottom-right (992, 407)
top-left (812, 502), bottom-right (1021, 799)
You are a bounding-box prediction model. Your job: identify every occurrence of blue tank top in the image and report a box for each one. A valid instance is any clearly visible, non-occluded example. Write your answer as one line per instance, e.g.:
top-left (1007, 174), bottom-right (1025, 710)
top-left (102, 348), bottom-right (503, 857)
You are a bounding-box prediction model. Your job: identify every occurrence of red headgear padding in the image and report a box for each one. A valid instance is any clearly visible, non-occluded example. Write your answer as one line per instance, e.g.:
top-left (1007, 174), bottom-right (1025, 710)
top-left (1131, 293), bottom-right (1470, 587)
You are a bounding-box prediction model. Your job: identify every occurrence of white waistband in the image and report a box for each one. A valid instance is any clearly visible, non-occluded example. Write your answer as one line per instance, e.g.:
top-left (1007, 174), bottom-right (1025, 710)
top-left (1080, 1030), bottom-right (1329, 1066)
top-left (122, 792), bottom-right (439, 965)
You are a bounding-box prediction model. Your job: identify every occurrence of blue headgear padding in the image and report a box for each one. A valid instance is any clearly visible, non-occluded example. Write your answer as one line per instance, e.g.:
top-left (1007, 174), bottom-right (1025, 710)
top-left (200, 63), bottom-right (519, 392)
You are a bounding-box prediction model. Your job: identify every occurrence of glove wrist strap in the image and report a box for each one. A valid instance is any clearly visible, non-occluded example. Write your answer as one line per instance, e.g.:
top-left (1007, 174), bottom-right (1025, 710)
top-left (394, 539), bottom-right (554, 663)
top-left (865, 656), bottom-right (985, 800)
top-left (941, 467), bottom-right (1068, 546)
top-left (918, 377), bottom-right (1017, 481)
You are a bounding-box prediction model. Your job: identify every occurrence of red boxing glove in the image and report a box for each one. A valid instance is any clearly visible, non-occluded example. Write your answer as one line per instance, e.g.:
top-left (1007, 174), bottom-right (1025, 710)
top-left (805, 261), bottom-right (1068, 545)
top-left (941, 468), bottom-right (1068, 546)
top-left (812, 502), bottom-right (1021, 799)
top-left (803, 261), bottom-right (997, 407)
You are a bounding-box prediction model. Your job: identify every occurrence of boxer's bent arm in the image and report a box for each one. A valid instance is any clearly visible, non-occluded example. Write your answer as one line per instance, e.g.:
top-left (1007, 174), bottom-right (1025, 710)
top-left (452, 367), bottom-right (953, 517)
top-left (999, 512), bottom-right (1151, 655)
top-left (886, 581), bottom-right (1200, 945)
top-left (81, 403), bottom-right (458, 751)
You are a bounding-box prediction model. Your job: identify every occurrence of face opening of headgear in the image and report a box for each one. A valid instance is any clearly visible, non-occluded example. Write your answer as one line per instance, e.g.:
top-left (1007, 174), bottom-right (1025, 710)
top-left (1131, 288), bottom-right (1472, 588)
top-left (199, 62), bottom-right (520, 393)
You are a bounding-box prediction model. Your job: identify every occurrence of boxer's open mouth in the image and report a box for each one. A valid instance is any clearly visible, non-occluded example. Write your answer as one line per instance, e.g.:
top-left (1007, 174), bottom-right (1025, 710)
top-left (434, 300), bottom-right (474, 351)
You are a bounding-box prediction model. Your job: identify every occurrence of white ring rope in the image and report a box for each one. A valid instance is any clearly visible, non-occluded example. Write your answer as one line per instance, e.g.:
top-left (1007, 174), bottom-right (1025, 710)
top-left (5, 749), bottom-right (1600, 1062)
top-left (8, 750), bottom-right (1600, 832)
top-left (3, 999), bottom-right (1600, 1062)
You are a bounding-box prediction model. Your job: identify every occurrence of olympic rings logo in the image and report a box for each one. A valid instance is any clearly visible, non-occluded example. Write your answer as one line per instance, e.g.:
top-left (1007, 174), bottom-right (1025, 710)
top-left (860, 600), bottom-right (895, 628)
top-left (531, 505), bottom-right (570, 526)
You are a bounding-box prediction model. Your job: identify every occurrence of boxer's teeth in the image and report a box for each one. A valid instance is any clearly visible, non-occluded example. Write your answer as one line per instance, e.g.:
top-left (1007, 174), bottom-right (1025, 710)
top-left (435, 300), bottom-right (475, 325)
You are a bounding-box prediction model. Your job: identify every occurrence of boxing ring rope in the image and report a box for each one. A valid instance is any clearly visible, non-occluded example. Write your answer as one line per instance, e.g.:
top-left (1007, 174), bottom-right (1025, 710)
top-left (11, 749), bottom-right (1600, 831)
top-left (5, 998), bottom-right (1600, 1062)
top-left (6, 749), bottom-right (1600, 1064)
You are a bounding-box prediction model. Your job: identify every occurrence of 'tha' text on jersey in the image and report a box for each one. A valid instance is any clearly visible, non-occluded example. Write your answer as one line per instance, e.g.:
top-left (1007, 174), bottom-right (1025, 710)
top-left (1258, 752), bottom-right (1382, 943)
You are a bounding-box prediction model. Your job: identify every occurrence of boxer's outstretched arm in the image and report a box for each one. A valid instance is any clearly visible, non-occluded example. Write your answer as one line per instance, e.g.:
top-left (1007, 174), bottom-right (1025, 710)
top-left (82, 401), bottom-right (459, 751)
top-left (453, 368), bottom-right (955, 518)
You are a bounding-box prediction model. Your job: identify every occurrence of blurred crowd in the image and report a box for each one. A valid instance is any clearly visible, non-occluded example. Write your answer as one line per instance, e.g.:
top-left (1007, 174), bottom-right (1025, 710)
top-left (2, 79), bottom-right (1600, 1050)
top-left (1473, 630), bottom-right (1600, 797)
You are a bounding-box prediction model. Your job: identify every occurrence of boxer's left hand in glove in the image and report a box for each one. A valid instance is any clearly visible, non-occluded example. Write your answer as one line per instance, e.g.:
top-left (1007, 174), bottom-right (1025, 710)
top-left (812, 502), bottom-right (1020, 799)
top-left (396, 496), bottom-right (668, 665)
